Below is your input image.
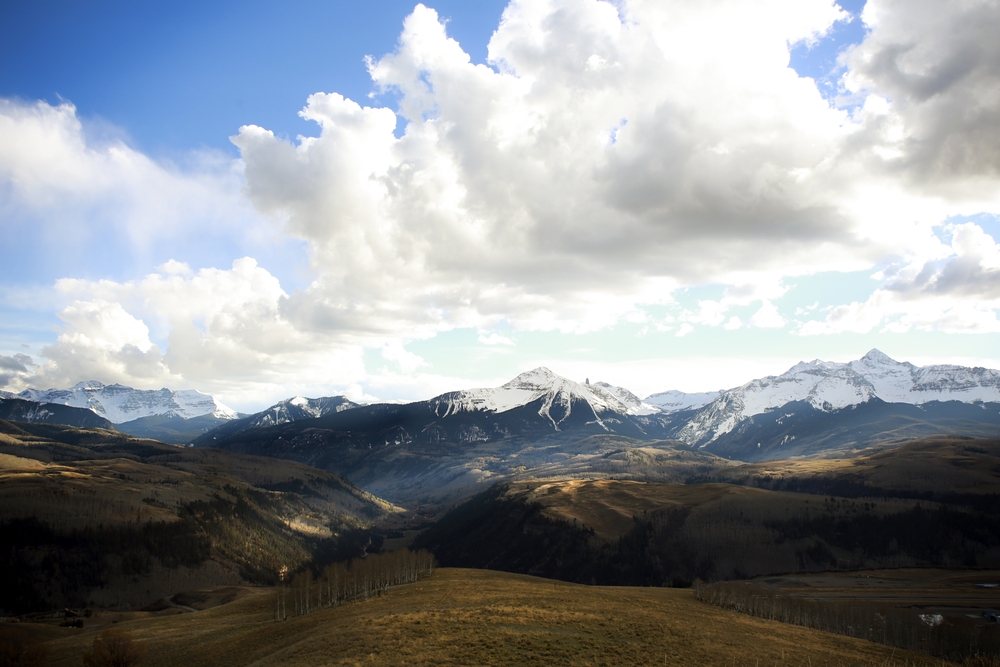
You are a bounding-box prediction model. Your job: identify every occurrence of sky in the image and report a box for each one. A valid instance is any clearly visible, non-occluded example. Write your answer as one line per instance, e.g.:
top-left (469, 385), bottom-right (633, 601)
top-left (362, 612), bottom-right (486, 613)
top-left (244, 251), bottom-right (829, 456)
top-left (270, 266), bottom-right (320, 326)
top-left (2, 0), bottom-right (1000, 411)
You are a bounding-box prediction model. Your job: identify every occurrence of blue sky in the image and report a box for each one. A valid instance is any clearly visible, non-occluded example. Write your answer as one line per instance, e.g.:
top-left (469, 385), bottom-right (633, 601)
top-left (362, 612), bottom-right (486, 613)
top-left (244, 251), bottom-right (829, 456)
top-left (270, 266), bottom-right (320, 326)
top-left (2, 0), bottom-right (1000, 410)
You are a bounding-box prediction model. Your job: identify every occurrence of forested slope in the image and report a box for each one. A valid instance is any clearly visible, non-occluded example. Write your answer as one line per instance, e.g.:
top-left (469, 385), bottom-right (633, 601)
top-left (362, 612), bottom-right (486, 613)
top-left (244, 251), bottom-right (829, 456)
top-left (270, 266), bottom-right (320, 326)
top-left (0, 420), bottom-right (399, 613)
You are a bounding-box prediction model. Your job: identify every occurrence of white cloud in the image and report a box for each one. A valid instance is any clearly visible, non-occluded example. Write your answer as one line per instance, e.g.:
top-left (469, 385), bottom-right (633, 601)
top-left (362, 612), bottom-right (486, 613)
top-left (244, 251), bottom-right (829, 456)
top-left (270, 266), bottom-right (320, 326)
top-left (749, 300), bottom-right (786, 328)
top-left (843, 0), bottom-right (1000, 194)
top-left (478, 331), bottom-right (516, 346)
top-left (381, 341), bottom-right (428, 373)
top-left (6, 0), bottom-right (1000, 402)
top-left (798, 223), bottom-right (1000, 335)
top-left (0, 99), bottom-right (272, 275)
top-left (23, 260), bottom-right (370, 408)
top-left (231, 0), bottom-right (873, 340)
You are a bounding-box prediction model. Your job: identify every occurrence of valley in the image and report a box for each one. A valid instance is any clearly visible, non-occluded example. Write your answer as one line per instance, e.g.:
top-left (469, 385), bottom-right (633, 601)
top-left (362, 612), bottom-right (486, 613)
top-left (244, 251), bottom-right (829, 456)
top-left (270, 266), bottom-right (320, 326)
top-left (3, 350), bottom-right (1000, 664)
top-left (0, 420), bottom-right (399, 612)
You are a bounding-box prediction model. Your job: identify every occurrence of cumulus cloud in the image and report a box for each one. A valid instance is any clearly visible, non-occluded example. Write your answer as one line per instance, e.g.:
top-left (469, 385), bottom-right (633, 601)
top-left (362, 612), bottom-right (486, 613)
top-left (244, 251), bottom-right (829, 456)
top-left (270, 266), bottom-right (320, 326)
top-left (230, 0), bottom-right (1000, 343)
top-left (798, 222), bottom-right (1000, 334)
top-left (232, 0), bottom-right (870, 339)
top-left (34, 259), bottom-right (359, 401)
top-left (843, 0), bottom-right (1000, 192)
top-left (6, 0), bottom-right (1000, 402)
top-left (478, 331), bottom-right (515, 346)
top-left (0, 353), bottom-right (34, 388)
top-left (749, 300), bottom-right (786, 328)
top-left (0, 98), bottom-right (272, 277)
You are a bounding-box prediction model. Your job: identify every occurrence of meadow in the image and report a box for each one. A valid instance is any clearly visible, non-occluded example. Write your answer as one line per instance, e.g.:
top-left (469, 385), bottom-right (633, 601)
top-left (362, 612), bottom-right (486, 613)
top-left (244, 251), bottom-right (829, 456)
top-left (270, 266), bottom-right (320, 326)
top-left (21, 569), bottom-right (949, 667)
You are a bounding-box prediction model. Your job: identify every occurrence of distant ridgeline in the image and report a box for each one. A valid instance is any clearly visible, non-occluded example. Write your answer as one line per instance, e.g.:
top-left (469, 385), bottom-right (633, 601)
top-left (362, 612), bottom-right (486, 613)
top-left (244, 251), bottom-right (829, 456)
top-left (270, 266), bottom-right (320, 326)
top-left (0, 383), bottom-right (364, 445)
top-left (413, 437), bottom-right (1000, 588)
top-left (4, 349), bottom-right (999, 462)
top-left (189, 351), bottom-right (1000, 505)
top-left (0, 381), bottom-right (241, 444)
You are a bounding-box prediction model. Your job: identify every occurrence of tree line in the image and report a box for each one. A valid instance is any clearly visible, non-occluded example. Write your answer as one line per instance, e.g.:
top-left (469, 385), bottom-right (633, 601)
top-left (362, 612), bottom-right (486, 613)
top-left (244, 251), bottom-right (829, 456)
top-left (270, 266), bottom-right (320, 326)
top-left (275, 548), bottom-right (436, 620)
top-left (694, 580), bottom-right (1000, 661)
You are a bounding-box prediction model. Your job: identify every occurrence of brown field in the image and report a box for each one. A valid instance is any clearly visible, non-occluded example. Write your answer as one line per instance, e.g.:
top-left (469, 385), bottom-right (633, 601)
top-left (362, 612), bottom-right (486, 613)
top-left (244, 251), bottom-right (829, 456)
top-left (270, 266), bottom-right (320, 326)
top-left (21, 568), bottom-right (947, 667)
top-left (755, 568), bottom-right (1000, 624)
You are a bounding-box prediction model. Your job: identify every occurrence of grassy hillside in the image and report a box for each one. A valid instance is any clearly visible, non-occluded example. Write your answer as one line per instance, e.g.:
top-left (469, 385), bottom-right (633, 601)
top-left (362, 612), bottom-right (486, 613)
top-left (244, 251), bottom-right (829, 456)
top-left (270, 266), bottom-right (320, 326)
top-left (415, 437), bottom-right (1000, 585)
top-left (0, 420), bottom-right (400, 613)
top-left (32, 569), bottom-right (936, 667)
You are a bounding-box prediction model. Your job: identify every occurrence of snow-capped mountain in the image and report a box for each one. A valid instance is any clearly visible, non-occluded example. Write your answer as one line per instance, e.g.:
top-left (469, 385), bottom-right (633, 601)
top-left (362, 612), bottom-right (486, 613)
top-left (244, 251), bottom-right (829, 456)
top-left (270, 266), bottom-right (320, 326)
top-left (644, 390), bottom-right (720, 414)
top-left (677, 349), bottom-right (1000, 446)
top-left (427, 367), bottom-right (659, 431)
top-left (194, 395), bottom-right (360, 443)
top-left (14, 382), bottom-right (238, 424)
top-left (242, 395), bottom-right (359, 429)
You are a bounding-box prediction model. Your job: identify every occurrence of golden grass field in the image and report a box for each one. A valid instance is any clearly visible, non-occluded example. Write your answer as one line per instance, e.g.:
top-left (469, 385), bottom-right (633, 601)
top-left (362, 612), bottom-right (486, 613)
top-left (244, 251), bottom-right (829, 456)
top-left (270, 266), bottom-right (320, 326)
top-left (754, 568), bottom-right (1000, 620)
top-left (24, 568), bottom-right (945, 667)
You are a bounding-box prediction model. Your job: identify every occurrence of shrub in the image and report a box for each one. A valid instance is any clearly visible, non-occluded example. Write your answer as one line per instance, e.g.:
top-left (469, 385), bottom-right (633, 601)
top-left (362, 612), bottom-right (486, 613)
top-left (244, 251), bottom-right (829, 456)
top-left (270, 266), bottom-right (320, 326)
top-left (81, 628), bottom-right (147, 667)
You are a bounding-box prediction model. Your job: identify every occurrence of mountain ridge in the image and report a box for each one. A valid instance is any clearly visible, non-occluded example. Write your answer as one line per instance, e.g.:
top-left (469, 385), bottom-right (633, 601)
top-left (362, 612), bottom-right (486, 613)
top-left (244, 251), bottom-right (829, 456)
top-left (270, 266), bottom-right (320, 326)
top-left (677, 348), bottom-right (1000, 447)
top-left (9, 381), bottom-right (239, 424)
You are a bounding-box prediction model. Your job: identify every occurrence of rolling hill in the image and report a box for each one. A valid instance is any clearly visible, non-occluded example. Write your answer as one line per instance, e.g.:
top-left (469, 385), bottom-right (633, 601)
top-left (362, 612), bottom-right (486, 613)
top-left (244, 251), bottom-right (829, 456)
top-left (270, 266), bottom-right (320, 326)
top-left (33, 569), bottom-right (930, 667)
top-left (413, 436), bottom-right (1000, 586)
top-left (0, 419), bottom-right (399, 614)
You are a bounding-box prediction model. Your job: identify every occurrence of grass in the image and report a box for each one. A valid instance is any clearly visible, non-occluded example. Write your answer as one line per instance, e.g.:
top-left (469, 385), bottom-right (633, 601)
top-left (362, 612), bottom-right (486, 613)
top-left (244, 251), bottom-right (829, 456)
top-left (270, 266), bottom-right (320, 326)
top-left (34, 568), bottom-right (944, 667)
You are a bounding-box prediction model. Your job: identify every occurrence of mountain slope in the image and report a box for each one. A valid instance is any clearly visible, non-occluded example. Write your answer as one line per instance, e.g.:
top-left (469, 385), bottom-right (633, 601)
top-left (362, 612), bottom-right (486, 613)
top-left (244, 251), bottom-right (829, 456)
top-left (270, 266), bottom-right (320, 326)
top-left (0, 420), bottom-right (398, 613)
top-left (644, 389), bottom-right (720, 414)
top-left (0, 398), bottom-right (115, 429)
top-left (677, 349), bottom-right (1000, 447)
top-left (116, 412), bottom-right (237, 445)
top-left (701, 398), bottom-right (1000, 461)
top-left (191, 369), bottom-right (693, 503)
top-left (427, 368), bottom-right (662, 425)
top-left (415, 437), bottom-right (1000, 587)
top-left (197, 395), bottom-right (360, 445)
top-left (192, 360), bottom-right (1000, 501)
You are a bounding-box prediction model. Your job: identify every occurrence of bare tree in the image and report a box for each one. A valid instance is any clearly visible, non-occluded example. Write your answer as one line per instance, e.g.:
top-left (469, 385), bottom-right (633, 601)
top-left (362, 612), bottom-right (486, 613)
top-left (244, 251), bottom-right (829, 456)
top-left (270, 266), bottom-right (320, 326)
top-left (82, 628), bottom-right (147, 667)
top-left (0, 635), bottom-right (49, 667)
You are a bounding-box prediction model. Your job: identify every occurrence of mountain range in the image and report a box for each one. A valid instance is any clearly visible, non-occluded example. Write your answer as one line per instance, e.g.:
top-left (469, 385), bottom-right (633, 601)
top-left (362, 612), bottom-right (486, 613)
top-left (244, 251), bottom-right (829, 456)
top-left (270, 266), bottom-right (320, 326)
top-left (3, 350), bottom-right (1000, 490)
top-left (178, 350), bottom-right (1000, 503)
top-left (2, 381), bottom-right (239, 423)
top-left (678, 349), bottom-right (1000, 447)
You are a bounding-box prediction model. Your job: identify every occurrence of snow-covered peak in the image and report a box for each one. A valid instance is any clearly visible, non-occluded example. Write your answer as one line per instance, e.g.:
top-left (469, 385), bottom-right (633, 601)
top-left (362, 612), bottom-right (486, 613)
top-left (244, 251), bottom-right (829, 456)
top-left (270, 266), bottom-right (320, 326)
top-left (500, 367), bottom-right (562, 392)
top-left (72, 380), bottom-right (107, 390)
top-left (430, 368), bottom-right (650, 425)
top-left (14, 383), bottom-right (238, 424)
top-left (242, 395), bottom-right (359, 428)
top-left (592, 382), bottom-right (660, 415)
top-left (644, 389), bottom-right (720, 414)
top-left (784, 358), bottom-right (842, 375)
top-left (859, 348), bottom-right (902, 367)
top-left (677, 351), bottom-right (1000, 446)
